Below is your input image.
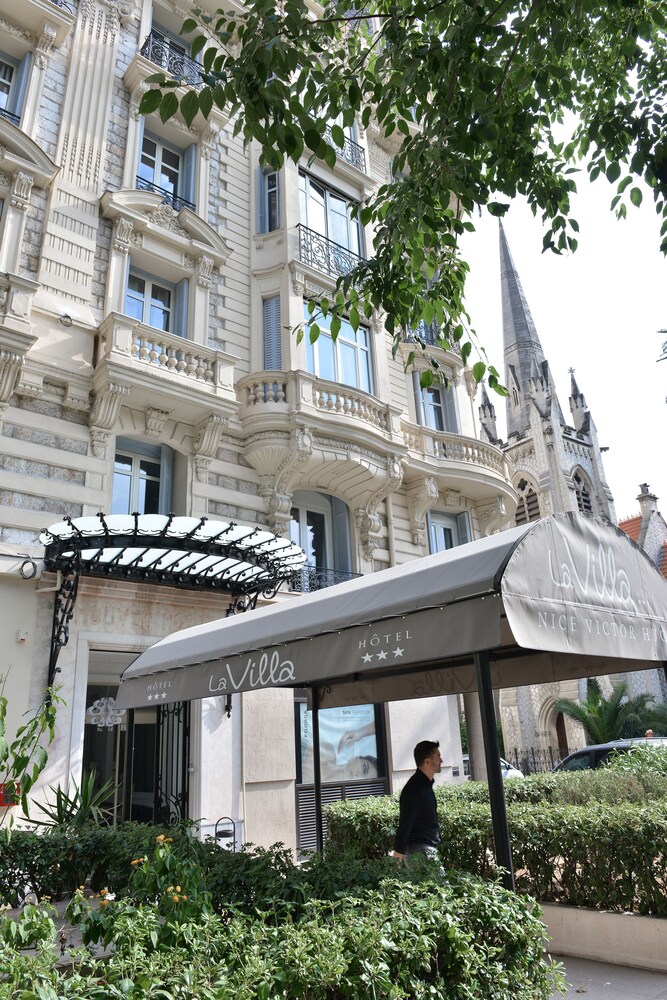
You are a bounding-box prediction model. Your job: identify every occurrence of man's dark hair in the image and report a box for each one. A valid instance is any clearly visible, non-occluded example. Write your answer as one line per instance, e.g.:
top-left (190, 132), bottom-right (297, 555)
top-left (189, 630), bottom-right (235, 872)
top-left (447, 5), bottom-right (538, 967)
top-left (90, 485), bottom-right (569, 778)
top-left (414, 740), bottom-right (439, 767)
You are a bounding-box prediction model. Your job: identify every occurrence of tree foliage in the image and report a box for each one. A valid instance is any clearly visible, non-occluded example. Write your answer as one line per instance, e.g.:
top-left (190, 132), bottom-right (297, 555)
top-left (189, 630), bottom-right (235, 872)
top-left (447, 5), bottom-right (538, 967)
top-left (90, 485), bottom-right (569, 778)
top-left (141, 0), bottom-right (667, 387)
top-left (555, 678), bottom-right (667, 744)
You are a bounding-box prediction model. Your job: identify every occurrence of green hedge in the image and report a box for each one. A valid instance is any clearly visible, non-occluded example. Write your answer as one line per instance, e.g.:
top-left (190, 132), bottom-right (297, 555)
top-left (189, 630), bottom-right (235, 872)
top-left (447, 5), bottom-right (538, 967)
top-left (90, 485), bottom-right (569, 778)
top-left (326, 790), bottom-right (667, 914)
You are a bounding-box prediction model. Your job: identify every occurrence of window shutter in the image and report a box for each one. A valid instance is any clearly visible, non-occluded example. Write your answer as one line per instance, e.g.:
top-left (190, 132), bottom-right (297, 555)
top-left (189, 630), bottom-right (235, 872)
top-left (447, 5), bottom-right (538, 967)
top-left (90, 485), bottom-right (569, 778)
top-left (412, 371), bottom-right (424, 425)
top-left (263, 296), bottom-right (281, 369)
top-left (182, 144), bottom-right (196, 207)
top-left (173, 278), bottom-right (189, 338)
top-left (443, 385), bottom-right (460, 433)
top-left (159, 445), bottom-right (173, 515)
top-left (456, 511), bottom-right (471, 546)
top-left (9, 52), bottom-right (31, 118)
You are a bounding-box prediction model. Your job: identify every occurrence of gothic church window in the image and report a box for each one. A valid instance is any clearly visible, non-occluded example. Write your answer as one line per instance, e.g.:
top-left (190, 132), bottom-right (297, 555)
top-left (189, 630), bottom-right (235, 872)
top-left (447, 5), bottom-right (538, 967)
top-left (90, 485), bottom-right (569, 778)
top-left (515, 479), bottom-right (540, 526)
top-left (574, 472), bottom-right (593, 514)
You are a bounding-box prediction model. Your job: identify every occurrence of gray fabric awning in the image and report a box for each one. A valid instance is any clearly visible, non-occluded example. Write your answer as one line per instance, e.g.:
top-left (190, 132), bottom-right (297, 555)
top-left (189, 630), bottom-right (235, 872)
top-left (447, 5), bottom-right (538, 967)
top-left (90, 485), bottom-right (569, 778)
top-left (117, 513), bottom-right (667, 709)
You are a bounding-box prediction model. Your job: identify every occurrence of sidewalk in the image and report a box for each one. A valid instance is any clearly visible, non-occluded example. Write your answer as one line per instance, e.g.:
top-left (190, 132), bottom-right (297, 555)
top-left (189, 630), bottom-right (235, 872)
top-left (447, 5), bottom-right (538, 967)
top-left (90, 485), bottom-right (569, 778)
top-left (554, 956), bottom-right (667, 999)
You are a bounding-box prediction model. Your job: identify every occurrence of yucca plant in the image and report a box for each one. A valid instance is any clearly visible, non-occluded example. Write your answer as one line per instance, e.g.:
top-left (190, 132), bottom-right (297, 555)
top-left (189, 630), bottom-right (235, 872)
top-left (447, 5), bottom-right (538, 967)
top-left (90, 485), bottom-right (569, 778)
top-left (29, 769), bottom-right (116, 829)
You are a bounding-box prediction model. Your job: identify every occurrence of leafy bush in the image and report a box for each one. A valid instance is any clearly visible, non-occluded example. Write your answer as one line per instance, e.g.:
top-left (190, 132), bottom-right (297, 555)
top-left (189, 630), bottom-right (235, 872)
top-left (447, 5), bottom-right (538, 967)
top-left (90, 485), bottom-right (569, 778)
top-left (0, 841), bottom-right (565, 999)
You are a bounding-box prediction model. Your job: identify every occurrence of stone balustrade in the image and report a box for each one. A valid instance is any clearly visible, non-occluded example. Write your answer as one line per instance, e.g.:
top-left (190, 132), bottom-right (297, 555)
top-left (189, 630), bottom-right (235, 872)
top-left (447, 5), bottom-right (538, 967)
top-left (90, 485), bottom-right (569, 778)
top-left (403, 422), bottom-right (508, 476)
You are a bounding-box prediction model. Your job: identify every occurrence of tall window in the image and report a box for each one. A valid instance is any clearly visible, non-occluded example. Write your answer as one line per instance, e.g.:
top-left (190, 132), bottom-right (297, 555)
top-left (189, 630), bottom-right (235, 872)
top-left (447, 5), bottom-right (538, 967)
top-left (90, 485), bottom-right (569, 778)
top-left (420, 385), bottom-right (460, 433)
top-left (125, 271), bottom-right (189, 337)
top-left (429, 511), bottom-right (471, 553)
top-left (258, 168), bottom-right (280, 232)
top-left (299, 172), bottom-right (361, 255)
top-left (112, 439), bottom-right (172, 515)
top-left (126, 273), bottom-right (172, 330)
top-left (136, 133), bottom-right (196, 210)
top-left (289, 491), bottom-right (353, 591)
top-left (0, 51), bottom-right (30, 124)
top-left (305, 304), bottom-right (372, 392)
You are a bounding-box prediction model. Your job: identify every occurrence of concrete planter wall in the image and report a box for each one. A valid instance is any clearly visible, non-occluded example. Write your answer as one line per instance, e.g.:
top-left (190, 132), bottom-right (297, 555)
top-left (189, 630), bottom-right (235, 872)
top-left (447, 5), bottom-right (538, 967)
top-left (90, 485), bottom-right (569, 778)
top-left (542, 904), bottom-right (667, 973)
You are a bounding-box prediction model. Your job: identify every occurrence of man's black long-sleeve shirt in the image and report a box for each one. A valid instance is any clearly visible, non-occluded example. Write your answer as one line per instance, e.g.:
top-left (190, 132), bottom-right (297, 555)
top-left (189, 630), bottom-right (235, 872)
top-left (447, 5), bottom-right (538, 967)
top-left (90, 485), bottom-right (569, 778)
top-left (393, 768), bottom-right (440, 853)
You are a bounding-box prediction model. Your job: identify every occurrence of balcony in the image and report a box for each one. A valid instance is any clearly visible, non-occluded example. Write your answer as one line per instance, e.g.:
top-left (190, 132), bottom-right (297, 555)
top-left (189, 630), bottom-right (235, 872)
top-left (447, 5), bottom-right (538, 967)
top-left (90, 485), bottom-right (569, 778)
top-left (239, 370), bottom-right (402, 443)
top-left (140, 31), bottom-right (203, 88)
top-left (290, 565), bottom-right (362, 593)
top-left (94, 312), bottom-right (237, 425)
top-left (323, 125), bottom-right (367, 173)
top-left (403, 422), bottom-right (507, 474)
top-left (404, 320), bottom-right (461, 356)
top-left (297, 225), bottom-right (364, 279)
top-left (48, 0), bottom-right (76, 11)
top-left (135, 176), bottom-right (195, 212)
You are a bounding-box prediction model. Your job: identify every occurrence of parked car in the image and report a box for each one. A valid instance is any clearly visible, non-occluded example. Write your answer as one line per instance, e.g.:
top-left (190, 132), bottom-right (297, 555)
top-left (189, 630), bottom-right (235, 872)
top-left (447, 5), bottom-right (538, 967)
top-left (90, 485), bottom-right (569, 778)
top-left (462, 754), bottom-right (524, 779)
top-left (554, 737), bottom-right (667, 772)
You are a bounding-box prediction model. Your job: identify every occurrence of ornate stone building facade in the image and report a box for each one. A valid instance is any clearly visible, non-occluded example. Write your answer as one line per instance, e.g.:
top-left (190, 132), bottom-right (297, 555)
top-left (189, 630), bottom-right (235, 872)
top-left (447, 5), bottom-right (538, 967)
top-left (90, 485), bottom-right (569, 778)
top-left (0, 0), bottom-right (517, 849)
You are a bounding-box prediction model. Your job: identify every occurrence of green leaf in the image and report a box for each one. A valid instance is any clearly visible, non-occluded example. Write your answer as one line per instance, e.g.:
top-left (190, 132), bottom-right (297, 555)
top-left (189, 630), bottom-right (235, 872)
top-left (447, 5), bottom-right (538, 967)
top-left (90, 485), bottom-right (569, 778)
top-left (181, 90), bottom-right (200, 127)
top-left (308, 322), bottom-right (320, 343)
top-left (461, 342), bottom-right (472, 364)
top-left (472, 361), bottom-right (486, 382)
top-left (606, 161), bottom-right (621, 183)
top-left (138, 90), bottom-right (163, 115)
top-left (159, 91), bottom-right (179, 124)
top-left (630, 187), bottom-right (643, 207)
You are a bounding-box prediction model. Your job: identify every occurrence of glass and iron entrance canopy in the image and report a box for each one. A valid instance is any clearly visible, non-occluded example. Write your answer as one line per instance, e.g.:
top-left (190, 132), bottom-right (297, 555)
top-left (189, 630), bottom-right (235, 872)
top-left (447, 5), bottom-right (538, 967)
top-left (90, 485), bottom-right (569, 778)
top-left (40, 513), bottom-right (307, 594)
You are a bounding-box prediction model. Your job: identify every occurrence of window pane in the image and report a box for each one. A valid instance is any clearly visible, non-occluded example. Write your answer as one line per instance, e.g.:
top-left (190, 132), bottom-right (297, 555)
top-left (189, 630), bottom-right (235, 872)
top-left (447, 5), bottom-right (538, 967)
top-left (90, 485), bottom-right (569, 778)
top-left (149, 283), bottom-right (171, 331)
top-left (317, 334), bottom-right (336, 381)
top-left (339, 340), bottom-right (358, 387)
top-left (112, 456), bottom-right (132, 514)
top-left (0, 61), bottom-right (13, 108)
top-left (305, 510), bottom-right (327, 567)
top-left (138, 477), bottom-right (160, 514)
top-left (159, 147), bottom-right (180, 194)
top-left (126, 275), bottom-right (145, 321)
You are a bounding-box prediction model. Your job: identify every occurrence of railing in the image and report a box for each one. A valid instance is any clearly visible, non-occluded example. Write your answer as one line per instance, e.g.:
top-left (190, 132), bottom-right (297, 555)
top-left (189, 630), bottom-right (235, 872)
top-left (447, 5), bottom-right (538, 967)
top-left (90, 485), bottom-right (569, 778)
top-left (48, 0), bottom-right (76, 12)
top-left (297, 224), bottom-right (363, 278)
top-left (404, 320), bottom-right (462, 355)
top-left (506, 746), bottom-right (577, 775)
top-left (140, 31), bottom-right (203, 88)
top-left (135, 176), bottom-right (195, 212)
top-left (323, 125), bottom-right (367, 172)
top-left (0, 108), bottom-right (20, 126)
top-left (290, 565), bottom-right (362, 593)
top-left (238, 371), bottom-right (397, 437)
top-left (403, 422), bottom-right (507, 474)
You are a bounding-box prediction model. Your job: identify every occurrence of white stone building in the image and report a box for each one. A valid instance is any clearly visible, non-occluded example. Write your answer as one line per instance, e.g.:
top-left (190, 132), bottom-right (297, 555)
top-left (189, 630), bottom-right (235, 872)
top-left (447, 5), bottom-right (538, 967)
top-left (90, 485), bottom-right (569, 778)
top-left (0, 0), bottom-right (516, 850)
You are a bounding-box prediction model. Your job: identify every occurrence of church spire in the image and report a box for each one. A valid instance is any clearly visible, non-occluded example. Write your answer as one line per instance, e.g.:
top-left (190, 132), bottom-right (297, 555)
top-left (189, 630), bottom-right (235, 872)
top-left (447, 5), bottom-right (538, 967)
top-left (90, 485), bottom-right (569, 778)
top-left (478, 382), bottom-right (500, 444)
top-left (568, 367), bottom-right (590, 433)
top-left (500, 222), bottom-right (563, 436)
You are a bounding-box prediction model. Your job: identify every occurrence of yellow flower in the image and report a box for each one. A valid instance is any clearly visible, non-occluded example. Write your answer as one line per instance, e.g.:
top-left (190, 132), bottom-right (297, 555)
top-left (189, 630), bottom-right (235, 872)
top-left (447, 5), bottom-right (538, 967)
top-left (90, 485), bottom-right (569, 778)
top-left (175, 886), bottom-right (181, 893)
top-left (164, 837), bottom-right (173, 843)
top-left (181, 894), bottom-right (188, 901)
top-left (171, 894), bottom-right (180, 903)
top-left (130, 857), bottom-right (145, 866)
top-left (166, 886), bottom-right (174, 893)
top-left (155, 834), bottom-right (165, 843)
top-left (99, 899), bottom-right (109, 908)
top-left (99, 888), bottom-right (109, 897)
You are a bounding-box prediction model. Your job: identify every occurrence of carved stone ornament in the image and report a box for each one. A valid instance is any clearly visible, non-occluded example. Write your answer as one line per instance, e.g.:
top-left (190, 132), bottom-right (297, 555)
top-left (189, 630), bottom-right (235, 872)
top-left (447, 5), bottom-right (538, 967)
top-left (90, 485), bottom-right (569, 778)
top-left (259, 481), bottom-right (292, 536)
top-left (274, 427), bottom-right (313, 496)
top-left (35, 24), bottom-right (57, 70)
top-left (90, 428), bottom-right (110, 459)
top-left (194, 455), bottom-right (211, 483)
top-left (0, 17), bottom-right (33, 46)
top-left (289, 262), bottom-right (329, 300)
top-left (148, 203), bottom-right (188, 236)
top-left (444, 489), bottom-right (461, 507)
top-left (11, 172), bottom-right (33, 212)
top-left (63, 383), bottom-right (91, 412)
top-left (113, 217), bottom-right (134, 254)
top-left (89, 382), bottom-right (130, 431)
top-left (477, 495), bottom-right (508, 536)
top-left (129, 82), bottom-right (149, 120)
top-left (145, 406), bottom-right (170, 438)
top-left (355, 508), bottom-right (382, 560)
top-left (194, 413), bottom-right (226, 458)
top-left (196, 254), bottom-right (215, 289)
top-left (0, 350), bottom-right (23, 405)
top-left (407, 477), bottom-right (439, 546)
top-left (200, 123), bottom-right (220, 160)
top-left (358, 456), bottom-right (404, 557)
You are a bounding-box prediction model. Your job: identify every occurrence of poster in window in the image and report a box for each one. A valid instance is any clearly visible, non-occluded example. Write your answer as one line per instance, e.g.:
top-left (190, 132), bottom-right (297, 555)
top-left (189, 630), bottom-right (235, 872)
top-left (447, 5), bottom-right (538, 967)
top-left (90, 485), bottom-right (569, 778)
top-left (299, 703), bottom-right (378, 783)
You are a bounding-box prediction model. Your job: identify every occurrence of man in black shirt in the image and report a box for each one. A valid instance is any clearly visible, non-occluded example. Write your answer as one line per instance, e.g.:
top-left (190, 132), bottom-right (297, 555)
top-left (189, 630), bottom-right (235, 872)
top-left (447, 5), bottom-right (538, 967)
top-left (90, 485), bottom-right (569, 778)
top-left (391, 739), bottom-right (442, 863)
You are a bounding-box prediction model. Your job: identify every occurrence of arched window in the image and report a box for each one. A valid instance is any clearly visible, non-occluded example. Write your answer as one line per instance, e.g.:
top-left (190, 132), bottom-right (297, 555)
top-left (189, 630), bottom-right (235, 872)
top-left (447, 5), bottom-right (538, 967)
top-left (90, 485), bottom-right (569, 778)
top-left (573, 471), bottom-right (593, 514)
top-left (515, 478), bottom-right (540, 526)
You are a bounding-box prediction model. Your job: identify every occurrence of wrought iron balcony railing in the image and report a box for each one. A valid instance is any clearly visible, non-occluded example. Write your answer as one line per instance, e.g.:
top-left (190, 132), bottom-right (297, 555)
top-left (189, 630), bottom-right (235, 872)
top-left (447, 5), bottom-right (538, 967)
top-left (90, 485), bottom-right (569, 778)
top-left (48, 0), bottom-right (76, 12)
top-left (404, 320), bottom-right (462, 355)
top-left (140, 31), bottom-right (203, 88)
top-left (323, 126), bottom-right (367, 173)
top-left (290, 565), bottom-right (362, 593)
top-left (136, 176), bottom-right (195, 212)
top-left (0, 108), bottom-right (20, 126)
top-left (297, 224), bottom-right (364, 279)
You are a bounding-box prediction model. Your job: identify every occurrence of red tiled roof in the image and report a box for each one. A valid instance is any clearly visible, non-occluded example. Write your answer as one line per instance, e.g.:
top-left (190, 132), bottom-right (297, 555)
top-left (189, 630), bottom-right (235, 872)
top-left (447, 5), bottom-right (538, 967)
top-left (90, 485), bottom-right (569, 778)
top-left (618, 515), bottom-right (641, 543)
top-left (659, 543), bottom-right (667, 579)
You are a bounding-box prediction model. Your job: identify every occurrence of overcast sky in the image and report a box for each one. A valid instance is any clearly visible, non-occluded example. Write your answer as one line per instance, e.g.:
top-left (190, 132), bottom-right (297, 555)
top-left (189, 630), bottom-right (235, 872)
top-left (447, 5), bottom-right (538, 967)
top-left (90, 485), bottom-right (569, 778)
top-left (461, 178), bottom-right (667, 522)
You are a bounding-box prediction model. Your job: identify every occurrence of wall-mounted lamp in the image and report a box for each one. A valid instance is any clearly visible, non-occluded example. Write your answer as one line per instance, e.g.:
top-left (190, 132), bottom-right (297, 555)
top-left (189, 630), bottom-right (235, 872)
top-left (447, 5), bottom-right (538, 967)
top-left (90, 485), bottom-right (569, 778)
top-left (60, 314), bottom-right (73, 328)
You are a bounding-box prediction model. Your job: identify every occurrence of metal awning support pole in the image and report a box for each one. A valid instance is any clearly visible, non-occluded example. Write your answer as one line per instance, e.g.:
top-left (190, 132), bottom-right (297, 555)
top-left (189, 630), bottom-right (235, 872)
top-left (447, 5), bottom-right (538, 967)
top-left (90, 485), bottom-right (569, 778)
top-left (311, 684), bottom-right (324, 853)
top-left (474, 650), bottom-right (514, 892)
